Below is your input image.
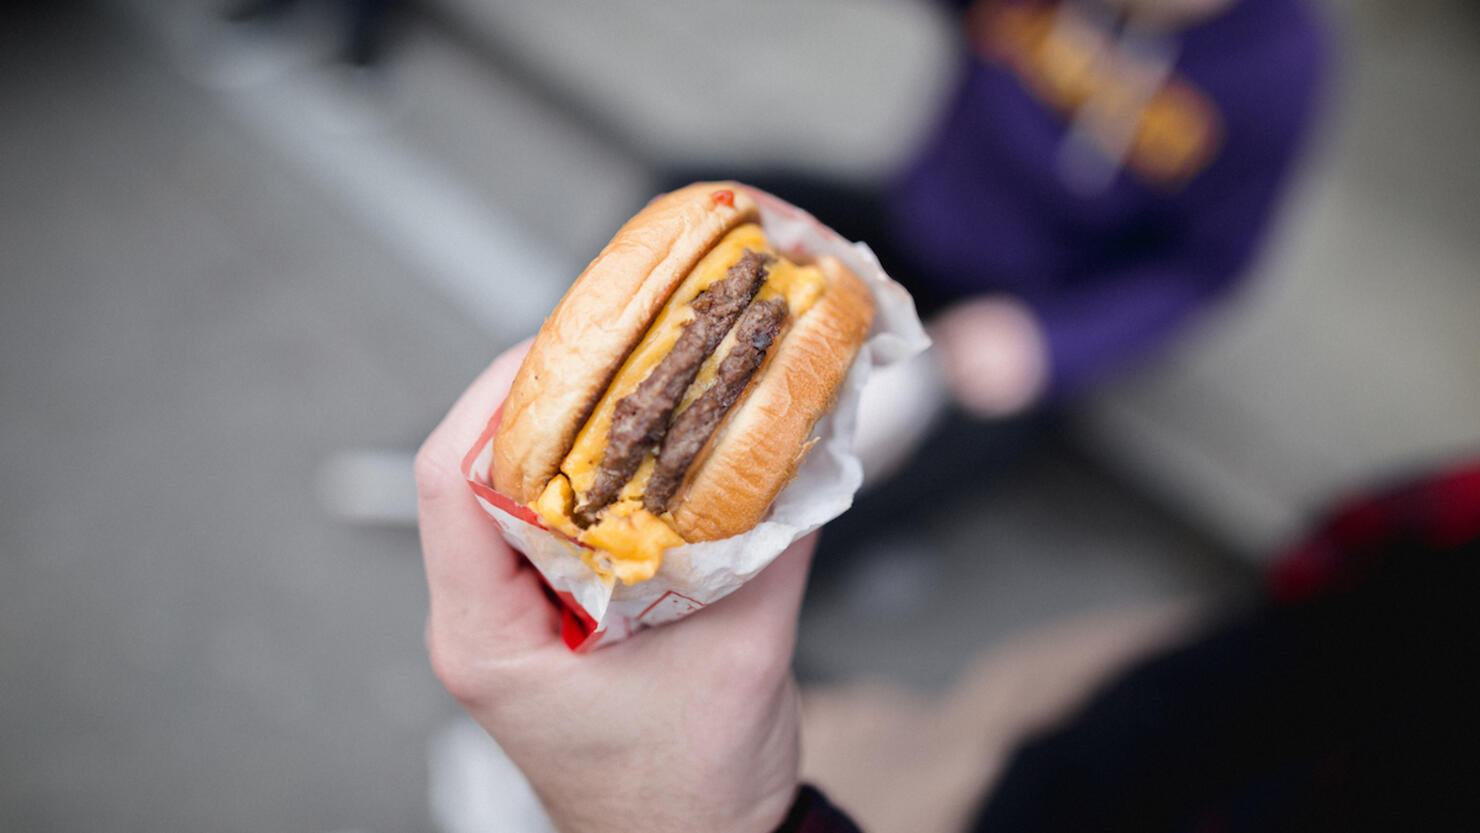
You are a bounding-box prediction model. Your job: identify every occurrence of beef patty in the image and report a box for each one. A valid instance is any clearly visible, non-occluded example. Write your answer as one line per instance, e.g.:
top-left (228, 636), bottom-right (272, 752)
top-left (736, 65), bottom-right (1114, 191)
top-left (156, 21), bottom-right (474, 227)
top-left (573, 249), bottom-right (773, 527)
top-left (644, 297), bottom-right (787, 515)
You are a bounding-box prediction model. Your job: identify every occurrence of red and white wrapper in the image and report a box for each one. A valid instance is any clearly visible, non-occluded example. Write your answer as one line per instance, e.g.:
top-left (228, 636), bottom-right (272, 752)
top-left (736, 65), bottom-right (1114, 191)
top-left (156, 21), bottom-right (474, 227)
top-left (462, 187), bottom-right (930, 651)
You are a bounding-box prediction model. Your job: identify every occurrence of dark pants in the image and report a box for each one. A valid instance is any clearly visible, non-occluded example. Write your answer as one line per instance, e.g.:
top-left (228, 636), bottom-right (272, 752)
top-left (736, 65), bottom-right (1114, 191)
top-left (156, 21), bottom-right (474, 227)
top-left (971, 536), bottom-right (1480, 833)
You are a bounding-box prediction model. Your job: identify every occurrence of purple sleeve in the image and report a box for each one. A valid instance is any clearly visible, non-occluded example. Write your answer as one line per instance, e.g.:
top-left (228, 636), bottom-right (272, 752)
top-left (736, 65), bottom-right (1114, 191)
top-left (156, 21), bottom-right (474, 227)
top-left (774, 785), bottom-right (865, 833)
top-left (1037, 4), bottom-right (1328, 395)
top-left (1038, 166), bottom-right (1288, 394)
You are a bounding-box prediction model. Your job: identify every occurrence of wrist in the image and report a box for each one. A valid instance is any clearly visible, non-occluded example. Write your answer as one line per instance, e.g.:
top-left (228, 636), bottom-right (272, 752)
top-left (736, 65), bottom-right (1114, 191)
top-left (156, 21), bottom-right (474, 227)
top-left (547, 789), bottom-right (794, 833)
top-left (725, 787), bottom-right (803, 833)
top-left (534, 725), bottom-right (801, 833)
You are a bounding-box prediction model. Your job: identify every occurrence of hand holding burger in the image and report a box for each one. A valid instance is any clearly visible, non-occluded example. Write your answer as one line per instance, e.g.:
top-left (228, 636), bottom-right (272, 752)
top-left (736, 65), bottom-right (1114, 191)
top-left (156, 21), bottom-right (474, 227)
top-left (418, 341), bottom-right (817, 833)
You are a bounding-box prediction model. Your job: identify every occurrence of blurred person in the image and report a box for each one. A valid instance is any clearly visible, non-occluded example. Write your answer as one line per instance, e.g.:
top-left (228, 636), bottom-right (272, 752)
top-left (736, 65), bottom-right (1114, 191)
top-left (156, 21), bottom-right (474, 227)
top-left (419, 341), bottom-right (1480, 833)
top-left (899, 0), bottom-right (1326, 406)
top-left (667, 0), bottom-right (1327, 566)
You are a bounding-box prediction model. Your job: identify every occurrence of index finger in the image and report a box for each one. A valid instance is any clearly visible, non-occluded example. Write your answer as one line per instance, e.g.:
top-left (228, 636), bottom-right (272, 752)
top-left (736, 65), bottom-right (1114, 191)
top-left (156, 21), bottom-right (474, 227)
top-left (418, 339), bottom-right (561, 654)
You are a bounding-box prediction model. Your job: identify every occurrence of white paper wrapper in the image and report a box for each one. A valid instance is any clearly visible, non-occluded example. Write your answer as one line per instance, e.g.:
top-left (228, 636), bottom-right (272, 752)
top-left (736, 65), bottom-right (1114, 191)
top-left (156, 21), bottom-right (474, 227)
top-left (462, 187), bottom-right (930, 650)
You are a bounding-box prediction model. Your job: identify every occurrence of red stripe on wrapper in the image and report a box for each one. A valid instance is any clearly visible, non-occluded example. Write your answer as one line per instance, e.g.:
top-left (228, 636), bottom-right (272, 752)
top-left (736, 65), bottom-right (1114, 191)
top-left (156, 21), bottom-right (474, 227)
top-left (462, 406), bottom-right (544, 528)
top-left (554, 588), bottom-right (600, 650)
top-left (463, 403), bottom-right (606, 652)
top-left (459, 404), bottom-right (503, 479)
top-left (468, 480), bottom-right (545, 529)
top-left (637, 590), bottom-right (706, 623)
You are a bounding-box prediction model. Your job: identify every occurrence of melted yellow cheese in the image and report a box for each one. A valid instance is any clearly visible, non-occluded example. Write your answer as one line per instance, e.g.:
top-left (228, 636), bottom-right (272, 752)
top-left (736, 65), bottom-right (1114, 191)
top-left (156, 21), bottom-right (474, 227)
top-left (579, 501), bottom-right (683, 584)
top-left (534, 222), bottom-right (826, 583)
top-left (534, 474), bottom-right (579, 537)
top-left (534, 474), bottom-right (662, 583)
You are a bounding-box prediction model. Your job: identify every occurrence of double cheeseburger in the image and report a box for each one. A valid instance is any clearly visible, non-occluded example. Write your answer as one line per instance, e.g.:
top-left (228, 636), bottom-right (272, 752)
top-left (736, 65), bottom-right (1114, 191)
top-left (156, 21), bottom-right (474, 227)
top-left (493, 183), bottom-right (875, 583)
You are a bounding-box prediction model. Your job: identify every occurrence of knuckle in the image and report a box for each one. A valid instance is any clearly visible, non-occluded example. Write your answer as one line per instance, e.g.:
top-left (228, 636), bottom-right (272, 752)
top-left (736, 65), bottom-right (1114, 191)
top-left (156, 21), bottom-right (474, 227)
top-left (426, 629), bottom-right (487, 708)
top-left (413, 442), bottom-right (454, 501)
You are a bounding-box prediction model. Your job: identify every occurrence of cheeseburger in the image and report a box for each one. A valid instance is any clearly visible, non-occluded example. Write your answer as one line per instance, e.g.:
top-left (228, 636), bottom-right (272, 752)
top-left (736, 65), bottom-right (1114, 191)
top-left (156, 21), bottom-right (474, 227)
top-left (492, 183), bottom-right (875, 583)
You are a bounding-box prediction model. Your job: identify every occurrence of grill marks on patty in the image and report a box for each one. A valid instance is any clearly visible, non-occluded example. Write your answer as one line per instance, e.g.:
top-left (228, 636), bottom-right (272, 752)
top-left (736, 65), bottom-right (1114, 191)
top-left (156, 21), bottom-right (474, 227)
top-left (573, 249), bottom-right (779, 528)
top-left (644, 298), bottom-right (787, 515)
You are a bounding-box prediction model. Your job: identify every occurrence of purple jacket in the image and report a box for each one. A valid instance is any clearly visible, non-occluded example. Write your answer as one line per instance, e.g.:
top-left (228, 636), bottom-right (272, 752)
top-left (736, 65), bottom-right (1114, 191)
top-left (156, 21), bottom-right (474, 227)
top-left (886, 0), bottom-right (1326, 394)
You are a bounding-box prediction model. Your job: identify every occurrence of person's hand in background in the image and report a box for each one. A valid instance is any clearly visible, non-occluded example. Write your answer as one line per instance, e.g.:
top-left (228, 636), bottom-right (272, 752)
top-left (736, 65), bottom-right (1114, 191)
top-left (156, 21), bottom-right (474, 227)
top-left (930, 296), bottom-right (1049, 419)
top-left (417, 340), bottom-right (817, 833)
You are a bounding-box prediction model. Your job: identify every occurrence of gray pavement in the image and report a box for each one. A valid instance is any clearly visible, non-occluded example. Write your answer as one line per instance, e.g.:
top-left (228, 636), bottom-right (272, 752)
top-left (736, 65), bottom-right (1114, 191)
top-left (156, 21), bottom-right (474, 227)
top-left (2, 8), bottom-right (478, 831)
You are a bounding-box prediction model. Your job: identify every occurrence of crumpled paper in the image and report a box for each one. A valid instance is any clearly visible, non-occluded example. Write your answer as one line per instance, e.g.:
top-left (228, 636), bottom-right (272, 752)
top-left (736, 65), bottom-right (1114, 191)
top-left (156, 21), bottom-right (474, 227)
top-left (463, 186), bottom-right (930, 650)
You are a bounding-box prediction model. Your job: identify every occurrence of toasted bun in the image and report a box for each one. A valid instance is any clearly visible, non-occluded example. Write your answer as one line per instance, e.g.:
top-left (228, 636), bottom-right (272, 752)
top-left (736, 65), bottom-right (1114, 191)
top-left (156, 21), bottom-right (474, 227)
top-left (494, 183), bottom-right (758, 503)
top-left (494, 182), bottom-right (875, 549)
top-left (667, 255), bottom-right (874, 540)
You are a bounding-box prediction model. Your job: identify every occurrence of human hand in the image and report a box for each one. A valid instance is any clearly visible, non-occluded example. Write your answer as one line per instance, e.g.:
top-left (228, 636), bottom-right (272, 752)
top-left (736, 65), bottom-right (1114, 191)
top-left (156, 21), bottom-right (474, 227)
top-left (930, 297), bottom-right (1049, 418)
top-left (417, 340), bottom-right (817, 833)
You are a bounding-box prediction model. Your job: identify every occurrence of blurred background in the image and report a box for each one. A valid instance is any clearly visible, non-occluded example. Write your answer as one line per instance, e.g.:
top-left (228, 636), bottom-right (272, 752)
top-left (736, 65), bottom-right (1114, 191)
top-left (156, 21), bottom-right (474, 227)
top-left (3, 0), bottom-right (1477, 830)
